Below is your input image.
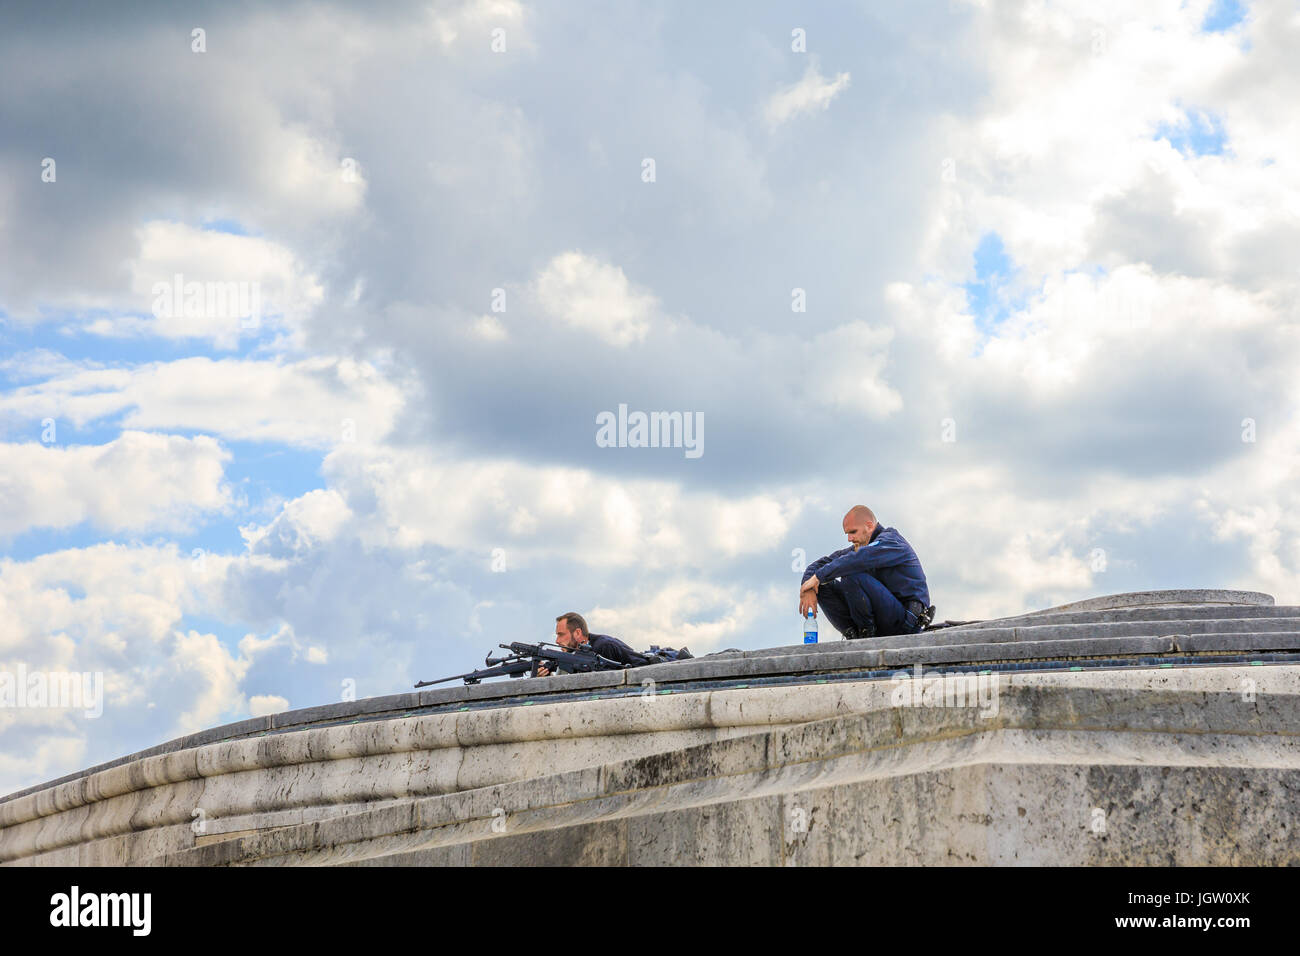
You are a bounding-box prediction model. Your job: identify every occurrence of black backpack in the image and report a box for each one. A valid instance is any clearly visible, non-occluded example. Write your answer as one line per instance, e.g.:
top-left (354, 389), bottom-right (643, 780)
top-left (641, 645), bottom-right (693, 663)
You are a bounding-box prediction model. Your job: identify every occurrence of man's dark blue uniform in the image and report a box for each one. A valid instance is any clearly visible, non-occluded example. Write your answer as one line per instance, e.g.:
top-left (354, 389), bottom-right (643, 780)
top-left (803, 524), bottom-right (931, 638)
top-left (587, 633), bottom-right (649, 666)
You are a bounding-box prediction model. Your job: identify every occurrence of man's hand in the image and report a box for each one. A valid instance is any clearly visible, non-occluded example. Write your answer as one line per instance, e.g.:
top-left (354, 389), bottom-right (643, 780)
top-left (799, 591), bottom-right (818, 617)
top-left (536, 663), bottom-right (551, 677)
top-left (799, 575), bottom-right (820, 616)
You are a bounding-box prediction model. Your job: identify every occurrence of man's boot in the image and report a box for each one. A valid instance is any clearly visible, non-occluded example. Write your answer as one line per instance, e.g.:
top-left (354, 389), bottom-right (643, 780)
top-left (840, 626), bottom-right (860, 641)
top-left (906, 600), bottom-right (935, 631)
top-left (858, 621), bottom-right (876, 639)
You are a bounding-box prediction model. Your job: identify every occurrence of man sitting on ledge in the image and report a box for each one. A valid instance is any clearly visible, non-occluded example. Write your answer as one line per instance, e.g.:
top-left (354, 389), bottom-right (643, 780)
top-left (799, 505), bottom-right (934, 639)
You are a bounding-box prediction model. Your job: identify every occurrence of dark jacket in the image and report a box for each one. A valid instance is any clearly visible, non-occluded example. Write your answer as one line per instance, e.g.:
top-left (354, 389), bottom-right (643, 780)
top-left (803, 525), bottom-right (931, 607)
top-left (586, 633), bottom-right (650, 667)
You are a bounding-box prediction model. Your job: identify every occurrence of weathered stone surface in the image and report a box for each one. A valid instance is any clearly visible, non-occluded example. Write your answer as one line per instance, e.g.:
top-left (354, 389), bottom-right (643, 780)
top-left (880, 635), bottom-right (1177, 666)
top-left (1030, 589), bottom-right (1274, 613)
top-left (141, 693), bottom-right (1300, 867)
top-left (3, 590), bottom-right (1299, 866)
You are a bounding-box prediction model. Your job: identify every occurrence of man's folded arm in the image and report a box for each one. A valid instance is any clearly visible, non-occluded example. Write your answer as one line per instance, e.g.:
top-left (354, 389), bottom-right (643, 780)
top-left (815, 538), bottom-right (912, 580)
top-left (802, 547), bottom-right (852, 584)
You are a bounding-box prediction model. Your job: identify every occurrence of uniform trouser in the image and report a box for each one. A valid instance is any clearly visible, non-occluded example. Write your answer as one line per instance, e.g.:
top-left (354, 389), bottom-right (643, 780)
top-left (817, 572), bottom-right (919, 638)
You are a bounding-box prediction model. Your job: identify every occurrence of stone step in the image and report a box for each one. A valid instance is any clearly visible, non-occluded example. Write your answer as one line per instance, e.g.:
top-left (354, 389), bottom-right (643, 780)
top-left (885, 631), bottom-right (1300, 667)
top-left (750, 616), bottom-right (1300, 657)
top-left (874, 616), bottom-right (1300, 650)
top-left (974, 604), bottom-right (1300, 628)
top-left (1027, 588), bottom-right (1274, 613)
top-left (635, 632), bottom-right (1300, 683)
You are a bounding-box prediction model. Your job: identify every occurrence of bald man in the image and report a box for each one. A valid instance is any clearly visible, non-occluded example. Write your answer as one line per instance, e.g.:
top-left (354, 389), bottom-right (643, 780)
top-left (799, 506), bottom-right (933, 639)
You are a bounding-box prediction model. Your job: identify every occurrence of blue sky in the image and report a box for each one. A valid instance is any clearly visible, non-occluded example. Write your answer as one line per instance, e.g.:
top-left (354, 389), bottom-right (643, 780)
top-left (2, 0), bottom-right (1298, 796)
top-left (1202, 0), bottom-right (1247, 32)
top-left (1156, 108), bottom-right (1229, 156)
top-left (963, 232), bottom-right (1027, 339)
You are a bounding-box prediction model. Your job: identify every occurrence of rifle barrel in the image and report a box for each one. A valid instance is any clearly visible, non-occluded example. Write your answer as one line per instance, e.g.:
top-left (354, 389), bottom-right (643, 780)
top-left (414, 673), bottom-right (469, 688)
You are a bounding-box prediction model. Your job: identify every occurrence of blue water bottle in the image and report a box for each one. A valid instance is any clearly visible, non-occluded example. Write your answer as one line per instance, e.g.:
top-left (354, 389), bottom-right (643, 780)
top-left (804, 609), bottom-right (818, 644)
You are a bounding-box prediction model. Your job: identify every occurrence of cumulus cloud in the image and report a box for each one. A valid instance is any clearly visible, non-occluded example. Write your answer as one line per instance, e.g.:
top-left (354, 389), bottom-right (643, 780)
top-left (0, 355), bottom-right (410, 448)
top-left (239, 488), bottom-right (353, 559)
top-left (114, 221), bottom-right (326, 348)
top-left (0, 6), bottom-right (369, 319)
top-left (312, 442), bottom-right (802, 568)
top-left (0, 219), bottom-right (326, 350)
top-left (0, 538), bottom-right (336, 794)
top-left (923, 0), bottom-right (1300, 295)
top-left (533, 251), bottom-right (659, 347)
top-left (0, 431), bottom-right (232, 537)
top-left (591, 580), bottom-right (788, 654)
top-left (0, 540), bottom-right (237, 793)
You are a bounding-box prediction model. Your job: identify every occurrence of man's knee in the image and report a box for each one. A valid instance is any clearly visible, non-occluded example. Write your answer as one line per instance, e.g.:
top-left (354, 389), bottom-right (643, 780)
top-left (814, 581), bottom-right (852, 626)
top-left (843, 573), bottom-right (913, 635)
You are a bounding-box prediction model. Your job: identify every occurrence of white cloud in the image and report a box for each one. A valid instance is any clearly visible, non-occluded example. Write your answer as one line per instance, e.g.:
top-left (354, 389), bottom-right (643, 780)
top-left (109, 221), bottom-right (327, 349)
top-left (0, 735), bottom-right (86, 803)
top-left (0, 431), bottom-right (232, 537)
top-left (470, 314), bottom-right (507, 341)
top-left (427, 0), bottom-right (531, 51)
top-left (0, 355), bottom-right (410, 448)
top-left (310, 442), bottom-right (801, 569)
top-left (0, 538), bottom-right (334, 794)
top-left (249, 693), bottom-right (290, 716)
top-left (167, 629), bottom-right (252, 733)
top-left (763, 59), bottom-right (851, 129)
top-left (974, 266), bottom-right (1276, 397)
top-left (0, 542), bottom-right (225, 659)
top-left (0, 540), bottom-right (242, 795)
top-left (805, 323), bottom-right (903, 418)
top-left (532, 251), bottom-right (658, 347)
top-left (0, 349), bottom-right (96, 383)
top-left (239, 489), bottom-right (353, 559)
top-left (1195, 436), bottom-right (1300, 604)
top-left (0, 216), bottom-right (331, 350)
top-left (923, 0), bottom-right (1300, 294)
top-left (590, 580), bottom-right (787, 655)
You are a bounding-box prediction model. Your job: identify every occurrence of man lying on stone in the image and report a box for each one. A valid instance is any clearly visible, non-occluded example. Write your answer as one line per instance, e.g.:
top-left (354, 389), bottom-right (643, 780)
top-left (536, 612), bottom-right (691, 676)
top-left (799, 505), bottom-right (934, 640)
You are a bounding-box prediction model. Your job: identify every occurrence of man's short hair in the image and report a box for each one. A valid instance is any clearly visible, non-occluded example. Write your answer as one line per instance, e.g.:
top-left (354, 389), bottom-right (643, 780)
top-left (556, 611), bottom-right (589, 638)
